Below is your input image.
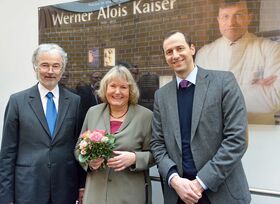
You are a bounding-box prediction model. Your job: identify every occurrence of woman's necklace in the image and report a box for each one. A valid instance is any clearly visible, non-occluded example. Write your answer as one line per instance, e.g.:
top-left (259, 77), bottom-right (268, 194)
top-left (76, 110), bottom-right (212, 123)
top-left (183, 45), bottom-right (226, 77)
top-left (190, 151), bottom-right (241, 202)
top-left (110, 108), bottom-right (128, 119)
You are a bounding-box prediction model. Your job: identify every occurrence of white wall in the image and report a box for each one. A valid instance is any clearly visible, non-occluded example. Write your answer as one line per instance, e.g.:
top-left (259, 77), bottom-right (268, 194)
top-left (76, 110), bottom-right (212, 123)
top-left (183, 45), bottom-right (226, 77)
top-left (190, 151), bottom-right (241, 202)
top-left (0, 1), bottom-right (279, 204)
top-left (243, 125), bottom-right (280, 203)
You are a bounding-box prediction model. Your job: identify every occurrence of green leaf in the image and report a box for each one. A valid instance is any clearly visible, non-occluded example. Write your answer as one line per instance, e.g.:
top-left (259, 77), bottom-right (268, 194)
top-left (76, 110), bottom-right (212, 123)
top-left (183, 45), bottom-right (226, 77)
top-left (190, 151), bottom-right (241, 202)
top-left (79, 154), bottom-right (89, 163)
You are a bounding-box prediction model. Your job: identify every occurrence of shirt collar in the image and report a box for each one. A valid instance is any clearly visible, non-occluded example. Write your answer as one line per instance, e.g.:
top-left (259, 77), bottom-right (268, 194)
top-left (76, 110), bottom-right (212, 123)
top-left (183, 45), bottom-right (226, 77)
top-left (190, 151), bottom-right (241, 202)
top-left (38, 83), bottom-right (59, 99)
top-left (222, 32), bottom-right (250, 46)
top-left (176, 66), bottom-right (198, 88)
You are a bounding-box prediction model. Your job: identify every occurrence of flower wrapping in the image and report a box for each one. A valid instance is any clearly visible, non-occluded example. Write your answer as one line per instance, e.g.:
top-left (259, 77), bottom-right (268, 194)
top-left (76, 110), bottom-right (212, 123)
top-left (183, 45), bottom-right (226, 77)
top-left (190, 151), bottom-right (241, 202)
top-left (78, 129), bottom-right (116, 164)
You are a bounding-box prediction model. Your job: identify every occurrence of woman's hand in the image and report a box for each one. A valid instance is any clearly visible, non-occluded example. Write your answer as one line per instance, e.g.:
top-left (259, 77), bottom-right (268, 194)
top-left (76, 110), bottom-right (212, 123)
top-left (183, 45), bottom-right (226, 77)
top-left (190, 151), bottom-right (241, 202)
top-left (107, 151), bottom-right (136, 171)
top-left (88, 158), bottom-right (104, 170)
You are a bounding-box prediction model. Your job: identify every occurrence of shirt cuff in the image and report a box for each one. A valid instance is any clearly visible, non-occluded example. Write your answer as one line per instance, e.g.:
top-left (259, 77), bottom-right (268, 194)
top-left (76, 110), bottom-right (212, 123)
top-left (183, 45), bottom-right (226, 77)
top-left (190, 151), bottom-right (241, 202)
top-left (196, 176), bottom-right (208, 190)
top-left (168, 172), bottom-right (179, 187)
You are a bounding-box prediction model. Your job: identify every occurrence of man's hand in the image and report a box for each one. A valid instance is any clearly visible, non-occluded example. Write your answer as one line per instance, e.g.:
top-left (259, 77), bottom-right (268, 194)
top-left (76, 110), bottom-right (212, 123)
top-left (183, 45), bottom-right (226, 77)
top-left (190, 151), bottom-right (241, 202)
top-left (170, 176), bottom-right (203, 204)
top-left (192, 179), bottom-right (204, 195)
top-left (77, 188), bottom-right (84, 204)
top-left (107, 151), bottom-right (136, 171)
top-left (252, 75), bottom-right (277, 86)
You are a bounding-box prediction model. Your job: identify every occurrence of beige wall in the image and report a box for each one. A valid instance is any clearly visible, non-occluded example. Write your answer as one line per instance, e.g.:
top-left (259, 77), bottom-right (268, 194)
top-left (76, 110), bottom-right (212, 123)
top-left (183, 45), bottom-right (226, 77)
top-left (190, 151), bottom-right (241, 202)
top-left (259, 0), bottom-right (280, 32)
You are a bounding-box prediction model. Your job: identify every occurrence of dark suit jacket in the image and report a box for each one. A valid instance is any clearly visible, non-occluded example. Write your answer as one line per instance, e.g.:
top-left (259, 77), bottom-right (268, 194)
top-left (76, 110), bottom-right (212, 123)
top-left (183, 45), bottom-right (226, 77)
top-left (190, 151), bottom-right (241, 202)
top-left (76, 85), bottom-right (99, 121)
top-left (150, 68), bottom-right (251, 204)
top-left (0, 84), bottom-right (84, 204)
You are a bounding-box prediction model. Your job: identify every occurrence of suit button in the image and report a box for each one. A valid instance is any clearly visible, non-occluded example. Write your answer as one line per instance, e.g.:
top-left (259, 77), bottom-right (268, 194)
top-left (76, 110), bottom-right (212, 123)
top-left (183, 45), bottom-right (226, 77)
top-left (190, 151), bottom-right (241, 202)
top-left (47, 163), bottom-right (51, 168)
top-left (108, 178), bottom-right (112, 182)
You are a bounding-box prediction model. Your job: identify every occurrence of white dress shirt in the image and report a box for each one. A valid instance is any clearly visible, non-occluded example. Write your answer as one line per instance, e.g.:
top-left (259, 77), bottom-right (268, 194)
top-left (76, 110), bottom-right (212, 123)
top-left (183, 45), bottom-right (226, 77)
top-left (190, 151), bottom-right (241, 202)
top-left (38, 83), bottom-right (59, 114)
top-left (176, 66), bottom-right (198, 88)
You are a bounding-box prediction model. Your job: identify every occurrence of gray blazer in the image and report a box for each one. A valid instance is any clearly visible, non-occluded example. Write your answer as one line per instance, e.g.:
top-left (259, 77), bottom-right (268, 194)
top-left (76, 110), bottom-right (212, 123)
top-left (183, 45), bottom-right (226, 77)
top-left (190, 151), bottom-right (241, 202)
top-left (75, 103), bottom-right (154, 204)
top-left (150, 68), bottom-right (251, 204)
top-left (0, 84), bottom-right (82, 204)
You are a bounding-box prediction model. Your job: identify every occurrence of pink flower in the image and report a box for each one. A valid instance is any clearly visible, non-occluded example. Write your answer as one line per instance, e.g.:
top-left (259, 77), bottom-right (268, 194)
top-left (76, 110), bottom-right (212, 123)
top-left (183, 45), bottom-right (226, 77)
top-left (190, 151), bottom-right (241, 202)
top-left (79, 140), bottom-right (88, 149)
top-left (78, 129), bottom-right (116, 164)
top-left (89, 131), bottom-right (104, 142)
top-left (80, 149), bottom-right (87, 155)
top-left (94, 129), bottom-right (106, 136)
top-left (80, 130), bottom-right (91, 139)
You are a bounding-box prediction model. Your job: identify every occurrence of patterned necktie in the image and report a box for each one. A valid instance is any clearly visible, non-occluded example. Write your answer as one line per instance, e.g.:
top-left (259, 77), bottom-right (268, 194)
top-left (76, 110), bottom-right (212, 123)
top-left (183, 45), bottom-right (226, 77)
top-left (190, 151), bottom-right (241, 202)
top-left (179, 79), bottom-right (189, 89)
top-left (46, 92), bottom-right (57, 137)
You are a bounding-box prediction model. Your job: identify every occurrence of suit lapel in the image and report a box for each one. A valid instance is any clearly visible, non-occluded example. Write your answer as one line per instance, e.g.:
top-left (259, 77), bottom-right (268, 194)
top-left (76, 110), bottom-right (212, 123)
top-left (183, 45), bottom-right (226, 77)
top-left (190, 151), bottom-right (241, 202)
top-left (53, 87), bottom-right (70, 139)
top-left (119, 104), bottom-right (133, 132)
top-left (28, 85), bottom-right (51, 137)
top-left (103, 105), bottom-right (111, 133)
top-left (191, 68), bottom-right (210, 141)
top-left (167, 80), bottom-right (182, 154)
top-left (103, 104), bottom-right (133, 135)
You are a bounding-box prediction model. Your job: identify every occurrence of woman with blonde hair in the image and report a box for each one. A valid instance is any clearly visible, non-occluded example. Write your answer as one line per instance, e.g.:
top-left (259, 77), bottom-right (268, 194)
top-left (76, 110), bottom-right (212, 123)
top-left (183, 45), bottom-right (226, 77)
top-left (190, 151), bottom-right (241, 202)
top-left (75, 65), bottom-right (154, 204)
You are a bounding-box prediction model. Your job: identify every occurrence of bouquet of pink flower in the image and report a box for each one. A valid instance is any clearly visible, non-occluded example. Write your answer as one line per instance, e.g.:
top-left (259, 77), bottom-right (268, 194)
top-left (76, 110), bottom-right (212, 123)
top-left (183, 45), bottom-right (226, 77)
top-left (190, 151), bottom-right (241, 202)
top-left (78, 129), bottom-right (116, 164)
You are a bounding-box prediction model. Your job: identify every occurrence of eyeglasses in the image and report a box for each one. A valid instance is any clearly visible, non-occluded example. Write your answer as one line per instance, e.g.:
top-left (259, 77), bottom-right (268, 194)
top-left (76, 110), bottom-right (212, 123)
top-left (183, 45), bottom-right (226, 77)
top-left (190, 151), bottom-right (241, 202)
top-left (37, 63), bottom-right (63, 72)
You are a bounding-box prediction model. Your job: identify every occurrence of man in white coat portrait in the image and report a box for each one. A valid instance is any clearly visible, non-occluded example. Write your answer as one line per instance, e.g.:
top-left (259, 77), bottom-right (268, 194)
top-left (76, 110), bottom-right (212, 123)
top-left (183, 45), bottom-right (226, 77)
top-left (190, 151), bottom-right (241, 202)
top-left (196, 0), bottom-right (280, 124)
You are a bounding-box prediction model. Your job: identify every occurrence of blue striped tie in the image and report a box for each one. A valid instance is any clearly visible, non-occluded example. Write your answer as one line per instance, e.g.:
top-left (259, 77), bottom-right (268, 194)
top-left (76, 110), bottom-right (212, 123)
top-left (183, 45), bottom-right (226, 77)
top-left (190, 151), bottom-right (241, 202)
top-left (46, 92), bottom-right (57, 137)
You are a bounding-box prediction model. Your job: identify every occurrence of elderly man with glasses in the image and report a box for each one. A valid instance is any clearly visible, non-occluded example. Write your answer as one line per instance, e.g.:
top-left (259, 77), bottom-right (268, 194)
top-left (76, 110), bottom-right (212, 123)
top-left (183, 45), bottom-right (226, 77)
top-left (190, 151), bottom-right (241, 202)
top-left (0, 43), bottom-right (85, 204)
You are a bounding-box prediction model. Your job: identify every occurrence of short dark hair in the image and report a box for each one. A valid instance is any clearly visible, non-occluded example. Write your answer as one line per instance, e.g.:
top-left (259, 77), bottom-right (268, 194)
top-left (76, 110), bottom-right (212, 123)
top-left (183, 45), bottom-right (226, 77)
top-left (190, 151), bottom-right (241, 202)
top-left (219, 0), bottom-right (253, 13)
top-left (219, 0), bottom-right (246, 6)
top-left (163, 30), bottom-right (192, 46)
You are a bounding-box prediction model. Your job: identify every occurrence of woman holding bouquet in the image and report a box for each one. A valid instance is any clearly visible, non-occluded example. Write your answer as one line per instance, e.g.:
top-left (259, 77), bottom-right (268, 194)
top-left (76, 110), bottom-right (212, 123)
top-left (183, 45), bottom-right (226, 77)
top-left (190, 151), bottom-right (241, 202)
top-left (75, 65), bottom-right (154, 204)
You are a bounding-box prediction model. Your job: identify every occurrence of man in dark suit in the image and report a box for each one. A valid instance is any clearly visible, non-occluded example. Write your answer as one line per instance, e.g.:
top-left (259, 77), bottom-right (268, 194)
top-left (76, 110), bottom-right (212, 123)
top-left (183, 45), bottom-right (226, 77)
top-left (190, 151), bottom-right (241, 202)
top-left (0, 44), bottom-right (84, 204)
top-left (150, 31), bottom-right (251, 204)
top-left (76, 71), bottom-right (102, 121)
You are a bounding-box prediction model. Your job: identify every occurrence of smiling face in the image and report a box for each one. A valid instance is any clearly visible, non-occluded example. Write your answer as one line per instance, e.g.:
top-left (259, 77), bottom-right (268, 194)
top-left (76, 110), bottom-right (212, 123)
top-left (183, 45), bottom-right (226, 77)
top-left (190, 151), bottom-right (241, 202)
top-left (217, 1), bottom-right (252, 42)
top-left (106, 77), bottom-right (129, 110)
top-left (35, 52), bottom-right (63, 90)
top-left (163, 32), bottom-right (195, 78)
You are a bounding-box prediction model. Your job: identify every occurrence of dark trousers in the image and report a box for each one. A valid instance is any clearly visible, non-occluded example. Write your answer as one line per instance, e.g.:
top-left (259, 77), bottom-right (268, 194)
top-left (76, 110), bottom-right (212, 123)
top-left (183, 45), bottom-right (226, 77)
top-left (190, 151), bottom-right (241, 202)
top-left (177, 192), bottom-right (211, 204)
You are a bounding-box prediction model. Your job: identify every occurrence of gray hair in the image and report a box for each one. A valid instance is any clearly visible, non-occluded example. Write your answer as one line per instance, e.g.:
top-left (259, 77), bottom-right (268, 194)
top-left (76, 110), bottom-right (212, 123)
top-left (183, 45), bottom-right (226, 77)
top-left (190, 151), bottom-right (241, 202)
top-left (32, 43), bottom-right (68, 71)
top-left (98, 65), bottom-right (140, 105)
